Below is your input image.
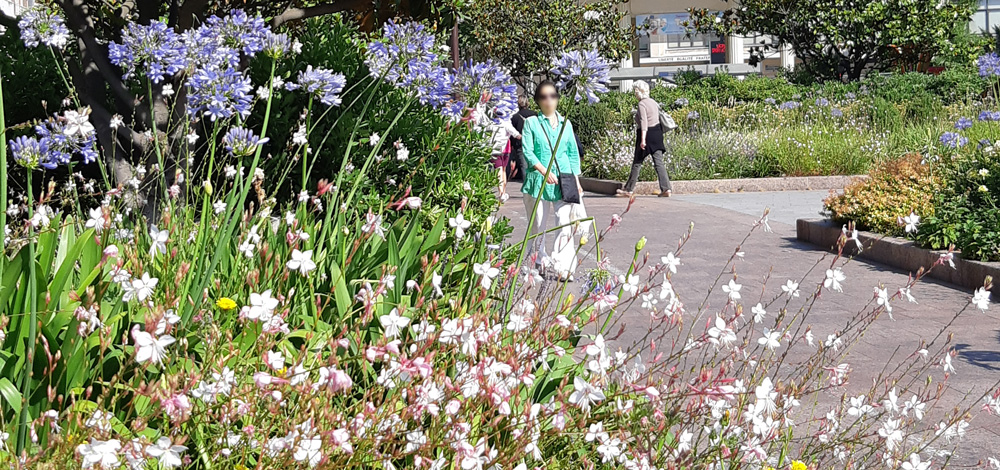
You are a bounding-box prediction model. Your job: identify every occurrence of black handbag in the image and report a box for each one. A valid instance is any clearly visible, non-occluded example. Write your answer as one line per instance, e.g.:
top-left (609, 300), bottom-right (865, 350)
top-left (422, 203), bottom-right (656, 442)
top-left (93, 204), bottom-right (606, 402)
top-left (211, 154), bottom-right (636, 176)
top-left (540, 121), bottom-right (581, 204)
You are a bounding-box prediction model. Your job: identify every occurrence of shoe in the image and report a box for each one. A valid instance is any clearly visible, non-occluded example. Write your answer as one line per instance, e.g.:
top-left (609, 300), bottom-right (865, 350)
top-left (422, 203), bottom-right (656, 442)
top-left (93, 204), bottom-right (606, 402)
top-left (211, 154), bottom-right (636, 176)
top-left (616, 189), bottom-right (633, 197)
top-left (658, 190), bottom-right (672, 198)
top-left (500, 192), bottom-right (510, 203)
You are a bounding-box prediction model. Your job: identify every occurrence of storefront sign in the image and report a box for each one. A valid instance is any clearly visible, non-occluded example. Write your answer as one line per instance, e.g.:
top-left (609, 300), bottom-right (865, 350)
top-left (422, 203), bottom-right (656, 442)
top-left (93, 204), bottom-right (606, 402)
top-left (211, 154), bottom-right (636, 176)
top-left (711, 41), bottom-right (726, 64)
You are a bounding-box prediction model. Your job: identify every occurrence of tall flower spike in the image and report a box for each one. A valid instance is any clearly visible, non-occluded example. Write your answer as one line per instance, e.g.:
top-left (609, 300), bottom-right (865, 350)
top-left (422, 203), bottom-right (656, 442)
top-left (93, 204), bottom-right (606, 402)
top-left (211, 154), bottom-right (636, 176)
top-left (223, 127), bottom-right (269, 157)
top-left (550, 49), bottom-right (612, 104)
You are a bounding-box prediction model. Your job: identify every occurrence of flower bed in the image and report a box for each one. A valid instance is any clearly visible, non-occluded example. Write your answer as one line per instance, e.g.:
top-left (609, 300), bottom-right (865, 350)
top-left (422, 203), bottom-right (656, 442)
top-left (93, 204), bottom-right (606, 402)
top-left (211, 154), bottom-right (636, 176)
top-left (1, 5), bottom-right (999, 470)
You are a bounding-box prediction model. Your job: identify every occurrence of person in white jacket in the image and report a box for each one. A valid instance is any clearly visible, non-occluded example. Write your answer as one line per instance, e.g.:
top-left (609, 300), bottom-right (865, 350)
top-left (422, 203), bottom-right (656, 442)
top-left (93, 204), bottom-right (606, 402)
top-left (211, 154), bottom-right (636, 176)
top-left (489, 117), bottom-right (521, 203)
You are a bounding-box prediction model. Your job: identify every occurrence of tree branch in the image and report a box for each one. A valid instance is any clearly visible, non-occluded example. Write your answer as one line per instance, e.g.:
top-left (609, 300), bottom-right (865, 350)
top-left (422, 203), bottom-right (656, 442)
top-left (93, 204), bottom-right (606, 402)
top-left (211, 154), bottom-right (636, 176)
top-left (271, 0), bottom-right (372, 28)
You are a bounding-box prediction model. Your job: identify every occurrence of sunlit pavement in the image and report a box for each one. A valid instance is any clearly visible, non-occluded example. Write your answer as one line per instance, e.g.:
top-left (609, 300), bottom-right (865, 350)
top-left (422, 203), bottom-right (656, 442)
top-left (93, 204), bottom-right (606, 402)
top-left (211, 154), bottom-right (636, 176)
top-left (500, 183), bottom-right (1000, 464)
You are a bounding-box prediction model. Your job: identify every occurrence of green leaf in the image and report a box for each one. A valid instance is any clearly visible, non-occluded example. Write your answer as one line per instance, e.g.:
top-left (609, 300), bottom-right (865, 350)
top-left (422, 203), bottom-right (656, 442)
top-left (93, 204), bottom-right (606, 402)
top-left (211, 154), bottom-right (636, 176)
top-left (0, 377), bottom-right (23, 415)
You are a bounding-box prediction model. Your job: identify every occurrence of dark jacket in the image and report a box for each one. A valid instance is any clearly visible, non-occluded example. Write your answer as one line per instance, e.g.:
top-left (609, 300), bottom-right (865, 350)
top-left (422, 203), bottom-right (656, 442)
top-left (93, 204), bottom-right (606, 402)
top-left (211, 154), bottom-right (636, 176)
top-left (510, 108), bottom-right (537, 176)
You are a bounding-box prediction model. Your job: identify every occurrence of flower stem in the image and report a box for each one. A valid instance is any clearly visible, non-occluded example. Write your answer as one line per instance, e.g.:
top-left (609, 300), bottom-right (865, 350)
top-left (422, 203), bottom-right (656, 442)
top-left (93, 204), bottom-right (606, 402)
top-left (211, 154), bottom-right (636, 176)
top-left (16, 171), bottom-right (38, 454)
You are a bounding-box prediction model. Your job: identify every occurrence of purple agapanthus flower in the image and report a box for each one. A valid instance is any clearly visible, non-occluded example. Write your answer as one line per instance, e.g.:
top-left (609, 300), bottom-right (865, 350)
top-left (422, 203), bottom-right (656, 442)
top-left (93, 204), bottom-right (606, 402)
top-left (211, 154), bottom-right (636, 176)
top-left (292, 66), bottom-right (346, 106)
top-left (264, 32), bottom-right (297, 59)
top-left (201, 9), bottom-right (270, 57)
top-left (978, 110), bottom-right (1000, 121)
top-left (10, 109), bottom-right (98, 169)
top-left (815, 97), bottom-right (830, 107)
top-left (364, 21), bottom-right (452, 107)
top-left (448, 60), bottom-right (518, 123)
top-left (778, 101), bottom-right (801, 110)
top-left (939, 132), bottom-right (968, 149)
top-left (550, 49), bottom-right (612, 104)
top-left (764, 97), bottom-right (776, 105)
top-left (831, 108), bottom-right (844, 117)
top-left (674, 98), bottom-right (689, 107)
top-left (110, 21), bottom-right (188, 83)
top-left (186, 67), bottom-right (253, 121)
top-left (8, 135), bottom-right (49, 169)
top-left (955, 117), bottom-right (974, 130)
top-left (686, 111), bottom-right (700, 120)
top-left (978, 53), bottom-right (1000, 78)
top-left (223, 126), bottom-right (269, 157)
top-left (18, 6), bottom-right (70, 50)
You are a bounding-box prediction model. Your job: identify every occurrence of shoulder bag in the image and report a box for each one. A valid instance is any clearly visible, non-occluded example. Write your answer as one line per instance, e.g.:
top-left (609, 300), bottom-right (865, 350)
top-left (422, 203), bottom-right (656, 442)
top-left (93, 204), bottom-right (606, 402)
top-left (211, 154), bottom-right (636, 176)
top-left (539, 119), bottom-right (581, 204)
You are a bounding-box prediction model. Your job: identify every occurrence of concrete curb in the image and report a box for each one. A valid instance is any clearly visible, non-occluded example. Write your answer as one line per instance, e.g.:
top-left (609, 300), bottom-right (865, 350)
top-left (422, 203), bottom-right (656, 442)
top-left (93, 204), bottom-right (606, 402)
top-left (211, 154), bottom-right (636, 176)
top-left (580, 175), bottom-right (866, 195)
top-left (796, 218), bottom-right (999, 296)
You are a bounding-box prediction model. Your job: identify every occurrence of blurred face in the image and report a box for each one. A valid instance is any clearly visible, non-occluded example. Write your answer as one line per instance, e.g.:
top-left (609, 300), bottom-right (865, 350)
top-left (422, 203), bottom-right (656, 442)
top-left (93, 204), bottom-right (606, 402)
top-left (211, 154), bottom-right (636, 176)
top-left (536, 86), bottom-right (559, 114)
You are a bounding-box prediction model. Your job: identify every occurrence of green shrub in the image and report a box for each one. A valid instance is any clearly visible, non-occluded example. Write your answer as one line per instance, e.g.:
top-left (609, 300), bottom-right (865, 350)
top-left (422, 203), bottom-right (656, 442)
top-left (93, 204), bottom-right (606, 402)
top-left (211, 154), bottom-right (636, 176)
top-left (918, 147), bottom-right (1000, 261)
top-left (824, 154), bottom-right (940, 236)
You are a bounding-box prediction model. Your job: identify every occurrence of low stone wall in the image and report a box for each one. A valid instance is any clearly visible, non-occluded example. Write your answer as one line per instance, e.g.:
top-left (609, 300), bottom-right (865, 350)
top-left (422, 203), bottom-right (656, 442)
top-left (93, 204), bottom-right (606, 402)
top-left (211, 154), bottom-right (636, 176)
top-left (580, 175), bottom-right (866, 195)
top-left (796, 218), bottom-right (999, 296)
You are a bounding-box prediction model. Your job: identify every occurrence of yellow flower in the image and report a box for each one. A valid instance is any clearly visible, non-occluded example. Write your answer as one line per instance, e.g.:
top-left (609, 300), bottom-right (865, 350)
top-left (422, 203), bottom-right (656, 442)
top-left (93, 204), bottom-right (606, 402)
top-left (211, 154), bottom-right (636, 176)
top-left (791, 461), bottom-right (808, 470)
top-left (216, 297), bottom-right (237, 311)
top-left (234, 465), bottom-right (249, 470)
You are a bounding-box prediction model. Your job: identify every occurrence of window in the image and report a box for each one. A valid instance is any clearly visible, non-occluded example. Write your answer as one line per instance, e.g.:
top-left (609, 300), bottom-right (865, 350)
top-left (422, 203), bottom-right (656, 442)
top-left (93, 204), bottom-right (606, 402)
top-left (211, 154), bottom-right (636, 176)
top-left (973, 0), bottom-right (1000, 33)
top-left (636, 13), bottom-right (714, 63)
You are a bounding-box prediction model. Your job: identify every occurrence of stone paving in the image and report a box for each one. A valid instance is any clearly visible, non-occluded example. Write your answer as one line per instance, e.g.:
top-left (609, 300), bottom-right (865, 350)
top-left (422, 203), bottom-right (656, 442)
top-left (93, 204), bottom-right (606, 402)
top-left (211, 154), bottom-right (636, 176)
top-left (500, 184), bottom-right (1000, 464)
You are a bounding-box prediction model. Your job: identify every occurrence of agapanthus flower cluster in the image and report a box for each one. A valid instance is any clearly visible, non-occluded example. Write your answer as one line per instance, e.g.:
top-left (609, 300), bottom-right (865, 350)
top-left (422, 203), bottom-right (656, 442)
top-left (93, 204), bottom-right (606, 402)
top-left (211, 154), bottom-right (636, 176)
top-left (365, 21), bottom-right (451, 107)
top-left (979, 110), bottom-right (1000, 122)
top-left (8, 108), bottom-right (98, 170)
top-left (186, 66), bottom-right (253, 121)
top-left (779, 100), bottom-right (801, 110)
top-left (955, 117), bottom-right (973, 130)
top-left (291, 66), bottom-right (347, 106)
top-left (109, 21), bottom-right (189, 83)
top-left (200, 9), bottom-right (271, 57)
top-left (815, 97), bottom-right (830, 107)
top-left (978, 52), bottom-right (1000, 77)
top-left (224, 126), bottom-right (269, 157)
top-left (446, 60), bottom-right (518, 123)
top-left (18, 6), bottom-right (70, 50)
top-left (939, 132), bottom-right (968, 149)
top-left (550, 49), bottom-right (612, 104)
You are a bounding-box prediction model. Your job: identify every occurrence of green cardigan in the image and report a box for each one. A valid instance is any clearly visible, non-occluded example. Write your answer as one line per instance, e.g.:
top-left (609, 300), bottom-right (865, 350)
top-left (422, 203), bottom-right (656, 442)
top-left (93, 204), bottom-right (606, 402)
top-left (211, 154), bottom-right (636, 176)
top-left (521, 113), bottom-right (582, 201)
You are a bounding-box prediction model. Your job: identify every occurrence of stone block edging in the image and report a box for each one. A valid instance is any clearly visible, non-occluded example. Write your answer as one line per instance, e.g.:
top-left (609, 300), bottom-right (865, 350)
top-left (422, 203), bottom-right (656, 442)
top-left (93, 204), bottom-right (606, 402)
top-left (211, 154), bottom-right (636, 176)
top-left (580, 175), bottom-right (866, 195)
top-left (796, 218), bottom-right (999, 296)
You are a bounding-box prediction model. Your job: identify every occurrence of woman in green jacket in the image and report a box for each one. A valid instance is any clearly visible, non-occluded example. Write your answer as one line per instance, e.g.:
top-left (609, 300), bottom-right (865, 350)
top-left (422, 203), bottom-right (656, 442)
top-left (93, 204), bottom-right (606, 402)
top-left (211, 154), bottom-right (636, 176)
top-left (521, 80), bottom-right (583, 281)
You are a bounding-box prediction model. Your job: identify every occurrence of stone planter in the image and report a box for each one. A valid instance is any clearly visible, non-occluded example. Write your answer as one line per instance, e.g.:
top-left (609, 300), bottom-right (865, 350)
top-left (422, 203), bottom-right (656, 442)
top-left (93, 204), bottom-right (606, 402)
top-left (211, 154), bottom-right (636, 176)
top-left (580, 175), bottom-right (866, 196)
top-left (796, 218), bottom-right (1000, 297)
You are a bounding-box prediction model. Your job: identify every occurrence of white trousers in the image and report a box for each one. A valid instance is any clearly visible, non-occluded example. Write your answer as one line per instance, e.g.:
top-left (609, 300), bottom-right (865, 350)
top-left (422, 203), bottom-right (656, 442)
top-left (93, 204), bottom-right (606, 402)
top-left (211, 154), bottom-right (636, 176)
top-left (523, 195), bottom-right (579, 277)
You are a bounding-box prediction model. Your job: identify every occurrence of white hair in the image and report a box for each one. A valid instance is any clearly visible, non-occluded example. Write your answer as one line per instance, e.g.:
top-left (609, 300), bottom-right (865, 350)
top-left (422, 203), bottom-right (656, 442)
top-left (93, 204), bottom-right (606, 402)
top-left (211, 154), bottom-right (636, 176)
top-left (633, 80), bottom-right (650, 99)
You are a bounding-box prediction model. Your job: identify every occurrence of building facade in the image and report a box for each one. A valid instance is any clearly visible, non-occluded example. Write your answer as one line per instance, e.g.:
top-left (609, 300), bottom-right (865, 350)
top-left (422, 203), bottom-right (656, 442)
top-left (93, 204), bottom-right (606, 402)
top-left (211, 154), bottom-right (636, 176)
top-left (597, 0), bottom-right (795, 87)
top-left (1, 0), bottom-right (32, 17)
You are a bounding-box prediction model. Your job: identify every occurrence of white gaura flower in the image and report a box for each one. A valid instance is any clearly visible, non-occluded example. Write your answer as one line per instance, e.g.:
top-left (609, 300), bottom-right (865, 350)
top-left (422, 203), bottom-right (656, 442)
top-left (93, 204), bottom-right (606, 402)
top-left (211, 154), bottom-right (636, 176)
top-left (149, 225), bottom-right (168, 257)
top-left (619, 274), bottom-right (639, 295)
top-left (124, 272), bottom-right (158, 302)
top-left (77, 438), bottom-right (122, 469)
top-left (707, 316), bottom-right (736, 348)
top-left (903, 395), bottom-right (926, 420)
top-left (843, 224), bottom-right (863, 252)
top-left (368, 133), bottom-right (380, 146)
top-left (569, 377), bottom-right (605, 412)
top-left (751, 303), bottom-right (766, 323)
top-left (248, 290), bottom-right (279, 321)
top-left (824, 268), bottom-right (845, 292)
top-left (109, 114), bottom-right (124, 129)
top-left (293, 435), bottom-right (323, 468)
top-left (883, 388), bottom-right (901, 414)
top-left (781, 280), bottom-right (800, 298)
top-left (63, 109), bottom-right (95, 137)
top-left (973, 287), bottom-right (991, 311)
top-left (85, 207), bottom-right (106, 232)
top-left (757, 328), bottom-right (781, 350)
top-left (186, 131), bottom-right (199, 145)
top-left (449, 212), bottom-right (472, 239)
top-left (286, 249), bottom-right (316, 276)
top-left (660, 252), bottom-right (680, 274)
top-left (901, 453), bottom-right (931, 470)
top-left (292, 124), bottom-right (308, 146)
top-left (899, 286), bottom-right (917, 303)
top-left (131, 327), bottom-right (175, 365)
top-left (362, 210), bottom-right (386, 240)
top-left (902, 212), bottom-right (920, 234)
top-left (84, 410), bottom-right (113, 432)
top-left (875, 287), bottom-right (893, 317)
top-left (754, 377), bottom-right (778, 415)
top-left (847, 395), bottom-right (873, 418)
top-left (160, 84), bottom-right (175, 97)
top-left (379, 308), bottom-right (410, 338)
top-left (472, 262), bottom-right (500, 289)
top-left (431, 271), bottom-right (443, 297)
top-left (722, 279), bottom-right (742, 301)
top-left (879, 418), bottom-right (903, 451)
top-left (145, 437), bottom-right (187, 469)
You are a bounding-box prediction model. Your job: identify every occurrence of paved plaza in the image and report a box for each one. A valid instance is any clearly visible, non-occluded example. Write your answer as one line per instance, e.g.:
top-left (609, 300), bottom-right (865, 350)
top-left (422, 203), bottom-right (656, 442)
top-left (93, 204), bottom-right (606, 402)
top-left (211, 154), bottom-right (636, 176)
top-left (500, 184), bottom-right (1000, 464)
